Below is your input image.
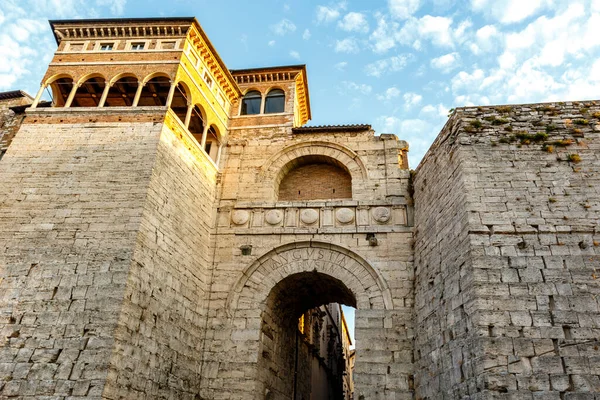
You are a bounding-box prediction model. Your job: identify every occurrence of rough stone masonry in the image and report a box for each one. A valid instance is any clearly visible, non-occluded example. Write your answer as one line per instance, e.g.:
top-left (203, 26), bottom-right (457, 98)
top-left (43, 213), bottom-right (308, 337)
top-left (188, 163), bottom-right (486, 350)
top-left (0, 17), bottom-right (599, 400)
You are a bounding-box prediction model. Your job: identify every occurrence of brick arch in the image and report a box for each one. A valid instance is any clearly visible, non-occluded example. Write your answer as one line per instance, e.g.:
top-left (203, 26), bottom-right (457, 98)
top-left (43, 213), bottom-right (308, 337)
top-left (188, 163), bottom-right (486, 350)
top-left (227, 241), bottom-right (393, 317)
top-left (260, 141), bottom-right (367, 200)
top-left (76, 72), bottom-right (107, 86)
top-left (108, 72), bottom-right (140, 86)
top-left (44, 73), bottom-right (74, 86)
top-left (141, 72), bottom-right (172, 84)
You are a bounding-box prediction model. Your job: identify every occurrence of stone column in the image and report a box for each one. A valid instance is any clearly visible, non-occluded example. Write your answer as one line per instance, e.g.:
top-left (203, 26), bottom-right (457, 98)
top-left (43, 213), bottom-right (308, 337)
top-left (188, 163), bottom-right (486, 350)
top-left (64, 84), bottom-right (80, 108)
top-left (200, 124), bottom-right (209, 149)
top-left (184, 103), bottom-right (193, 127)
top-left (97, 83), bottom-right (111, 107)
top-left (132, 81), bottom-right (144, 107)
top-left (165, 81), bottom-right (177, 108)
top-left (30, 84), bottom-right (46, 109)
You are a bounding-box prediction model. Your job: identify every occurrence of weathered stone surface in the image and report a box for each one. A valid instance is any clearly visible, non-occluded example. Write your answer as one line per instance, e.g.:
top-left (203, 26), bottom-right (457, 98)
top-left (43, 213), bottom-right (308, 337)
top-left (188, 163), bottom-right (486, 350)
top-left (414, 101), bottom-right (600, 399)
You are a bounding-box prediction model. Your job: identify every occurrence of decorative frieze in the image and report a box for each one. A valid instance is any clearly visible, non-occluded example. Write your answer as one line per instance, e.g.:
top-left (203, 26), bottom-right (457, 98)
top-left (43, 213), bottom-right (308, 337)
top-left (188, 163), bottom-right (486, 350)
top-left (220, 203), bottom-right (408, 231)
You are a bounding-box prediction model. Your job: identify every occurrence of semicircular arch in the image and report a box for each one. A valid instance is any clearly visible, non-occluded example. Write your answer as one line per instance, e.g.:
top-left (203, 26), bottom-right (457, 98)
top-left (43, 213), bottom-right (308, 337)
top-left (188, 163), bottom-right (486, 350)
top-left (227, 241), bottom-right (393, 317)
top-left (44, 73), bottom-right (74, 85)
top-left (261, 141), bottom-right (367, 182)
top-left (142, 72), bottom-right (172, 84)
top-left (76, 72), bottom-right (106, 86)
top-left (109, 72), bottom-right (140, 86)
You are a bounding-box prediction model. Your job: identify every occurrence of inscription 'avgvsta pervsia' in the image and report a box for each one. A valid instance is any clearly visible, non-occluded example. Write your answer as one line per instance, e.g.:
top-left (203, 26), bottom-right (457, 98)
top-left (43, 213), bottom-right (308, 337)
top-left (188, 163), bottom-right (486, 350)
top-left (264, 247), bottom-right (353, 269)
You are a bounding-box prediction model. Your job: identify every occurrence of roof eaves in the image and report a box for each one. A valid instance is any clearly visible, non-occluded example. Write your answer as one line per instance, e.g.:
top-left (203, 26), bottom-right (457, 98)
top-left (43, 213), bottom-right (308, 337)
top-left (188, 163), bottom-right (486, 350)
top-left (292, 124), bottom-right (371, 133)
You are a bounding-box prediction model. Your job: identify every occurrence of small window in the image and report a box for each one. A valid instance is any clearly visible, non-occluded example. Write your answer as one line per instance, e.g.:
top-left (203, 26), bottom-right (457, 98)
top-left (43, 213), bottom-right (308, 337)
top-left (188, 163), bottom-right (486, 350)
top-left (241, 90), bottom-right (262, 115)
top-left (130, 42), bottom-right (145, 50)
top-left (160, 41), bottom-right (176, 50)
top-left (265, 89), bottom-right (285, 114)
top-left (99, 43), bottom-right (114, 51)
top-left (69, 42), bottom-right (85, 51)
top-left (203, 71), bottom-right (213, 88)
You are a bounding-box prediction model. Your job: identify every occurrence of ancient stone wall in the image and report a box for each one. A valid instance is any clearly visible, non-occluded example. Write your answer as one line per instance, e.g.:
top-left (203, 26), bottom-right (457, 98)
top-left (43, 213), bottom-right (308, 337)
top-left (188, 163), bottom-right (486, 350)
top-left (200, 124), bottom-right (414, 400)
top-left (412, 116), bottom-right (477, 398)
top-left (413, 101), bottom-right (600, 399)
top-left (102, 114), bottom-right (219, 398)
top-left (0, 94), bottom-right (31, 157)
top-left (0, 111), bottom-right (164, 398)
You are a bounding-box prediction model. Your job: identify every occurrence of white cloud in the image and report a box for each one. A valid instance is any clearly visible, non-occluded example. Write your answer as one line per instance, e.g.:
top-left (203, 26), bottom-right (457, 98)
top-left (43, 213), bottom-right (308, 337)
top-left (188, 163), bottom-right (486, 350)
top-left (376, 14), bottom-right (471, 51)
top-left (420, 104), bottom-right (449, 119)
top-left (431, 52), bottom-right (460, 73)
top-left (472, 24), bottom-right (500, 53)
top-left (335, 37), bottom-right (360, 53)
top-left (303, 29), bottom-right (311, 40)
top-left (369, 14), bottom-right (398, 53)
top-left (289, 50), bottom-right (301, 60)
top-left (418, 16), bottom-right (454, 47)
top-left (404, 92), bottom-right (423, 107)
top-left (268, 40), bottom-right (276, 46)
top-left (316, 5), bottom-right (341, 24)
top-left (389, 0), bottom-right (421, 20)
top-left (377, 87), bottom-right (401, 101)
top-left (471, 0), bottom-right (553, 24)
top-left (338, 12), bottom-right (369, 33)
top-left (334, 61), bottom-right (348, 71)
top-left (271, 19), bottom-right (297, 35)
top-left (451, 69), bottom-right (486, 92)
top-left (341, 81), bottom-right (372, 94)
top-left (365, 54), bottom-right (413, 77)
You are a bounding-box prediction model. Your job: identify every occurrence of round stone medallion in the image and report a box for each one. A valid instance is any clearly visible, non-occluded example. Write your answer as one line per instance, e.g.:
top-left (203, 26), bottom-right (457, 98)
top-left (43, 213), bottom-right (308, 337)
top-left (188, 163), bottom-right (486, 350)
top-left (231, 210), bottom-right (250, 225)
top-left (265, 209), bottom-right (283, 225)
top-left (372, 207), bottom-right (391, 223)
top-left (335, 208), bottom-right (355, 224)
top-left (300, 209), bottom-right (319, 225)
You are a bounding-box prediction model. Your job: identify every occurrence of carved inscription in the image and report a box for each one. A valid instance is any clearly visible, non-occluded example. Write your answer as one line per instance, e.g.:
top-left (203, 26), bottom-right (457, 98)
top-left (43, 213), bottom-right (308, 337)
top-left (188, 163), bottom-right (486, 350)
top-left (262, 247), bottom-right (354, 270)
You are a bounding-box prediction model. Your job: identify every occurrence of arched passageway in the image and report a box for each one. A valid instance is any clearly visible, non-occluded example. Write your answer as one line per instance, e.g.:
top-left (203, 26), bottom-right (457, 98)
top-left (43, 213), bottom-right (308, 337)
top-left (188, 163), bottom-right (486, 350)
top-left (260, 271), bottom-right (355, 400)
top-left (223, 242), bottom-right (396, 400)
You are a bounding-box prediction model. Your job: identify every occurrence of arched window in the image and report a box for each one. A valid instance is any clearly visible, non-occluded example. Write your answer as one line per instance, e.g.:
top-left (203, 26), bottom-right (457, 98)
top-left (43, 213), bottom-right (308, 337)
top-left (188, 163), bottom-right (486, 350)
top-left (104, 77), bottom-right (138, 107)
top-left (49, 77), bottom-right (74, 107)
top-left (71, 77), bottom-right (106, 107)
top-left (240, 90), bottom-right (261, 115)
top-left (277, 155), bottom-right (352, 201)
top-left (138, 76), bottom-right (170, 106)
top-left (204, 125), bottom-right (220, 162)
top-left (170, 82), bottom-right (190, 125)
top-left (188, 105), bottom-right (205, 144)
top-left (264, 89), bottom-right (285, 114)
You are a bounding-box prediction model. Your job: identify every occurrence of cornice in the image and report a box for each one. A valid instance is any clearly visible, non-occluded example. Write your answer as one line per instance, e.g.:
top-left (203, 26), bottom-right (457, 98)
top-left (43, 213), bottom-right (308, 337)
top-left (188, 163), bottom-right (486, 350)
top-left (51, 21), bottom-right (192, 43)
top-left (187, 25), bottom-right (240, 102)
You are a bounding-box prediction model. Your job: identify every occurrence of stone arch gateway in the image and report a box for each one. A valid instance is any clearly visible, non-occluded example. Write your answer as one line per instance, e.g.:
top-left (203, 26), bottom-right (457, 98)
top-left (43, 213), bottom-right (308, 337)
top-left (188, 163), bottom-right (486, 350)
top-left (212, 242), bottom-right (407, 400)
top-left (227, 241), bottom-right (393, 313)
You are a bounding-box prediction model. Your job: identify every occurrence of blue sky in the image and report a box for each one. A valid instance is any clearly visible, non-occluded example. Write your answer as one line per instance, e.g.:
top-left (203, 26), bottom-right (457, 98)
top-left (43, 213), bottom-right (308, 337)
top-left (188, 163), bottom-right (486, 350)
top-left (2, 0), bottom-right (600, 165)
